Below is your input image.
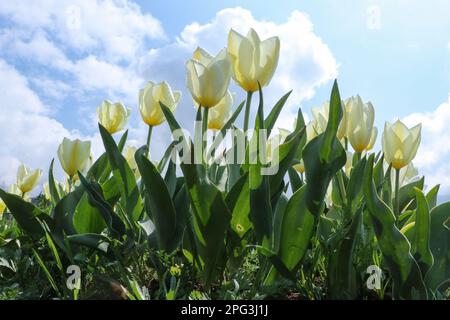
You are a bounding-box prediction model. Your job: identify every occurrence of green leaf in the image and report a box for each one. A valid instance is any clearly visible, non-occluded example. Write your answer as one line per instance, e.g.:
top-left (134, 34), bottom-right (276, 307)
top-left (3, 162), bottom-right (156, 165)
top-left (327, 209), bottom-right (362, 299)
top-left (48, 159), bottom-right (61, 205)
top-left (225, 173), bottom-right (251, 237)
top-left (78, 173), bottom-right (126, 239)
top-left (135, 146), bottom-right (179, 252)
top-left (425, 185), bottom-right (440, 209)
top-left (267, 80), bottom-right (346, 283)
top-left (160, 102), bottom-right (231, 289)
top-left (363, 154), bottom-right (427, 299)
top-left (424, 202), bottom-right (450, 292)
top-left (73, 193), bottom-right (107, 234)
top-left (398, 177), bottom-right (425, 212)
top-left (0, 189), bottom-right (53, 239)
top-left (67, 233), bottom-right (110, 253)
top-left (287, 167), bottom-right (302, 193)
top-left (99, 124), bottom-right (143, 221)
top-left (411, 188), bottom-right (434, 277)
top-left (249, 85), bottom-right (272, 245)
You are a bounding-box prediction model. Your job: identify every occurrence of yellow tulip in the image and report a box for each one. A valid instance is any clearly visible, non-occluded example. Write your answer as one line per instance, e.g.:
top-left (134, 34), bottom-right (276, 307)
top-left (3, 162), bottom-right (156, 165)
top-left (293, 159), bottom-right (305, 174)
top-left (0, 198), bottom-right (5, 214)
top-left (345, 96), bottom-right (375, 153)
top-left (139, 81), bottom-right (181, 126)
top-left (389, 162), bottom-right (419, 188)
top-left (43, 182), bottom-right (51, 201)
top-left (124, 146), bottom-right (140, 179)
top-left (97, 100), bottom-right (131, 134)
top-left (227, 28), bottom-right (280, 92)
top-left (311, 100), bottom-right (347, 140)
top-left (382, 120), bottom-right (421, 170)
top-left (186, 47), bottom-right (231, 108)
top-left (345, 151), bottom-right (353, 176)
top-left (16, 164), bottom-right (42, 194)
top-left (365, 126), bottom-right (378, 151)
top-left (196, 91), bottom-right (234, 130)
top-left (58, 137), bottom-right (92, 177)
top-left (9, 184), bottom-right (30, 201)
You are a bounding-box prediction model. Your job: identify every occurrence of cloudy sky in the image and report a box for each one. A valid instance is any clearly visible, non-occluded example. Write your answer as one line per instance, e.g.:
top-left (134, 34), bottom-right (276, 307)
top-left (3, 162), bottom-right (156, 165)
top-left (0, 0), bottom-right (450, 200)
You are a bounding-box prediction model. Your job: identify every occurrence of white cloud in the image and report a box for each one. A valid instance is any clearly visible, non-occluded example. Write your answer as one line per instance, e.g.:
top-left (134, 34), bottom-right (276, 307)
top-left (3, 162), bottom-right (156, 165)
top-left (403, 94), bottom-right (450, 195)
top-left (0, 60), bottom-right (71, 192)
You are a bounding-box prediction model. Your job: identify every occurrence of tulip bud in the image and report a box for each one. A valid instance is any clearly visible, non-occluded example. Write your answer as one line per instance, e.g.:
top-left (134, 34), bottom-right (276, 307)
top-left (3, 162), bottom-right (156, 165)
top-left (227, 28), bottom-right (280, 92)
top-left (97, 100), bottom-right (131, 134)
top-left (16, 164), bottom-right (42, 194)
top-left (203, 91), bottom-right (234, 130)
top-left (293, 159), bottom-right (305, 174)
top-left (186, 48), bottom-right (231, 108)
top-left (311, 100), bottom-right (347, 140)
top-left (382, 120), bottom-right (421, 170)
top-left (139, 81), bottom-right (181, 126)
top-left (346, 96), bottom-right (375, 153)
top-left (124, 146), bottom-right (140, 179)
top-left (9, 183), bottom-right (30, 201)
top-left (345, 151), bottom-right (354, 176)
top-left (58, 138), bottom-right (92, 177)
top-left (43, 182), bottom-right (51, 201)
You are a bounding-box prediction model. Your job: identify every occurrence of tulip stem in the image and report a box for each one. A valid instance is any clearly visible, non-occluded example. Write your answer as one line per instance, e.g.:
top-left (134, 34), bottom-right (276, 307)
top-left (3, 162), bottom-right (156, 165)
top-left (394, 168), bottom-right (400, 223)
top-left (202, 107), bottom-right (209, 164)
top-left (146, 125), bottom-right (153, 158)
top-left (243, 91), bottom-right (253, 136)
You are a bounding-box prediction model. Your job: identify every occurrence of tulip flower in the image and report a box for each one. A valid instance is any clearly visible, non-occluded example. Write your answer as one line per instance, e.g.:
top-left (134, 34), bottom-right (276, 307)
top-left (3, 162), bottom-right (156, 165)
top-left (293, 159), bottom-right (305, 174)
top-left (0, 198), bottom-right (5, 214)
top-left (365, 126), bottom-right (378, 151)
top-left (345, 96), bottom-right (375, 153)
top-left (124, 146), bottom-right (140, 179)
top-left (311, 100), bottom-right (348, 140)
top-left (140, 81), bottom-right (181, 156)
top-left (186, 47), bottom-right (231, 109)
top-left (228, 28), bottom-right (280, 134)
top-left (43, 182), bottom-right (51, 201)
top-left (139, 81), bottom-right (181, 127)
top-left (57, 137), bottom-right (92, 179)
top-left (382, 120), bottom-right (421, 170)
top-left (9, 184), bottom-right (30, 201)
top-left (227, 28), bottom-right (280, 93)
top-left (382, 119), bottom-right (421, 221)
top-left (16, 164), bottom-right (42, 195)
top-left (97, 100), bottom-right (131, 134)
top-left (204, 91), bottom-right (234, 131)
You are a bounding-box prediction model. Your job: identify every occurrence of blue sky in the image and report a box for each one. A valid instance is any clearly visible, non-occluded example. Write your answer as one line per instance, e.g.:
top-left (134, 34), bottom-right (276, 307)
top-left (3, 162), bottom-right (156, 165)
top-left (1, 0), bottom-right (450, 198)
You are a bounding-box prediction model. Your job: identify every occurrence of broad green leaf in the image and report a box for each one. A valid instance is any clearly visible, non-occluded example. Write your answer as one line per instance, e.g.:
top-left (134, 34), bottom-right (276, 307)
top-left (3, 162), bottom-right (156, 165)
top-left (328, 209), bottom-right (362, 299)
top-left (249, 85), bottom-right (272, 245)
top-left (48, 159), bottom-right (61, 205)
top-left (424, 202), bottom-right (450, 292)
top-left (398, 177), bottom-right (425, 212)
top-left (78, 173), bottom-right (126, 239)
top-left (160, 102), bottom-right (231, 289)
top-left (135, 146), bottom-right (179, 252)
top-left (411, 188), bottom-right (434, 277)
top-left (363, 154), bottom-right (427, 299)
top-left (225, 173), bottom-right (251, 237)
top-left (73, 193), bottom-right (107, 234)
top-left (426, 185), bottom-right (440, 209)
top-left (0, 189), bottom-right (53, 239)
top-left (99, 124), bottom-right (143, 221)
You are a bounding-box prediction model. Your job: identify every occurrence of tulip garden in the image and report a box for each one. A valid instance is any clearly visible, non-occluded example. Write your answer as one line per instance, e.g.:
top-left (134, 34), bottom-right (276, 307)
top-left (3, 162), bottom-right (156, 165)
top-left (0, 28), bottom-right (449, 300)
